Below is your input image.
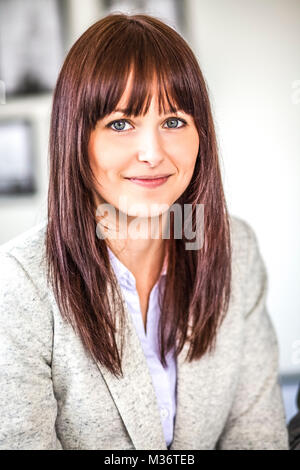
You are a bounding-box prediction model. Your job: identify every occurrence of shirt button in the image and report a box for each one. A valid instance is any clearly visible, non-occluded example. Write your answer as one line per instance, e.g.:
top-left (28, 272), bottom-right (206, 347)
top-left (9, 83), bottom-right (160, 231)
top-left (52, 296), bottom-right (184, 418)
top-left (160, 408), bottom-right (169, 420)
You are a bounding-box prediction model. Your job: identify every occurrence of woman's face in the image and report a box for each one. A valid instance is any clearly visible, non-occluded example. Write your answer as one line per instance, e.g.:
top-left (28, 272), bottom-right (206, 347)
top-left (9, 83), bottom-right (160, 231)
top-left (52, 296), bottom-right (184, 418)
top-left (88, 76), bottom-right (199, 219)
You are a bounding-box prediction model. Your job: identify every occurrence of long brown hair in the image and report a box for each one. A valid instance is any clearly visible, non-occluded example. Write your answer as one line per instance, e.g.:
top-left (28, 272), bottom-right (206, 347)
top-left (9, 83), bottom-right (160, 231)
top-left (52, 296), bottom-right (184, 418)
top-left (46, 13), bottom-right (232, 378)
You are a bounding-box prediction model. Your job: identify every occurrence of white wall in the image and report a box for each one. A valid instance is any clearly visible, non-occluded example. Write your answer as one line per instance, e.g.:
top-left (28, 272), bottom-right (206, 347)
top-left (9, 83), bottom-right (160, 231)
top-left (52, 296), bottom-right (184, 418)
top-left (185, 0), bottom-right (300, 375)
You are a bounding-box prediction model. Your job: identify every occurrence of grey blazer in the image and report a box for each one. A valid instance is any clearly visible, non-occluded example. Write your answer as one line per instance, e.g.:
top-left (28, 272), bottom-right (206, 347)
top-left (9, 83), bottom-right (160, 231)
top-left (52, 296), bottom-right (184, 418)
top-left (0, 215), bottom-right (289, 450)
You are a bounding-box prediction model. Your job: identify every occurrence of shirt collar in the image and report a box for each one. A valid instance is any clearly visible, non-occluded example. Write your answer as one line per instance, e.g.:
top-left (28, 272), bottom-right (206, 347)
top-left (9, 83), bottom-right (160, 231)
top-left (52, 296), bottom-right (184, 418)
top-left (107, 245), bottom-right (131, 284)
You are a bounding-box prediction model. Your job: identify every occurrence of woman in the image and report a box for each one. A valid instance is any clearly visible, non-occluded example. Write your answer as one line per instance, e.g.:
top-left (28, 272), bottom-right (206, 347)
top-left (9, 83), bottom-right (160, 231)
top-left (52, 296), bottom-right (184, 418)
top-left (0, 13), bottom-right (289, 450)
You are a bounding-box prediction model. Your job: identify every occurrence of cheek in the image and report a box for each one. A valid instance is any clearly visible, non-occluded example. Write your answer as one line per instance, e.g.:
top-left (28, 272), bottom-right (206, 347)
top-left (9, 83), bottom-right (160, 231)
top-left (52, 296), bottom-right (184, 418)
top-left (188, 129), bottom-right (200, 158)
top-left (174, 137), bottom-right (199, 173)
top-left (187, 134), bottom-right (199, 172)
top-left (89, 138), bottom-right (125, 175)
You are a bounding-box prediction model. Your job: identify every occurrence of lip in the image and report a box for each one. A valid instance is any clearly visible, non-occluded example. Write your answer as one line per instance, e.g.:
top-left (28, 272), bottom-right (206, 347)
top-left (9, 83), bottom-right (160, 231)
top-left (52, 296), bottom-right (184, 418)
top-left (125, 174), bottom-right (172, 179)
top-left (125, 175), bottom-right (171, 188)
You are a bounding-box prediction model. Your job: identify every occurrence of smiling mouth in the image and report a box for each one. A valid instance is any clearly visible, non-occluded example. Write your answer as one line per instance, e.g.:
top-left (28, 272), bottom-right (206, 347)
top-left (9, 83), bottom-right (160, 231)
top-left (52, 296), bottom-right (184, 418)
top-left (124, 175), bottom-right (172, 188)
top-left (125, 174), bottom-right (172, 180)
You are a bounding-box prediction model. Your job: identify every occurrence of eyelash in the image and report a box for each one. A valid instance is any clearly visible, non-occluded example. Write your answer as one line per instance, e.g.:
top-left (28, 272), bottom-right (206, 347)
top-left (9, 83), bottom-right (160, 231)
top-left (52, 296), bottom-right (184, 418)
top-left (106, 117), bottom-right (187, 133)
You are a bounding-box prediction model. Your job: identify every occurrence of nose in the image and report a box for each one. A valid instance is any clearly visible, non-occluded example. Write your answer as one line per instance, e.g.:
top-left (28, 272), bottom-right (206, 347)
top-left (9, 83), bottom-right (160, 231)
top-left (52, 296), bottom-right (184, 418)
top-left (137, 129), bottom-right (165, 168)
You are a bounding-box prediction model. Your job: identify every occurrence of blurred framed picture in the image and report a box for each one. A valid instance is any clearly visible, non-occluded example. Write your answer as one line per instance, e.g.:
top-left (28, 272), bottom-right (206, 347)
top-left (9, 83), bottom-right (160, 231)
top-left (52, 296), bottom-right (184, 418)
top-left (0, 0), bottom-right (65, 97)
top-left (0, 119), bottom-right (36, 195)
top-left (103, 0), bottom-right (185, 34)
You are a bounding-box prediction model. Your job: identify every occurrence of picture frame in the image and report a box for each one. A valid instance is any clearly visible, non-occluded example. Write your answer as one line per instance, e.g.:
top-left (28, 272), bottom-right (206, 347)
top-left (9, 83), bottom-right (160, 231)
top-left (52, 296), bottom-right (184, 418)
top-left (102, 0), bottom-right (186, 35)
top-left (0, 119), bottom-right (36, 195)
top-left (0, 0), bottom-right (65, 97)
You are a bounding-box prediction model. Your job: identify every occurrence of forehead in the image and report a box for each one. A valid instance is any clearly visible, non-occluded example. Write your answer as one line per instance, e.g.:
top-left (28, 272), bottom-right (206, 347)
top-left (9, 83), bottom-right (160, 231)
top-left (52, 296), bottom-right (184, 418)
top-left (114, 68), bottom-right (178, 116)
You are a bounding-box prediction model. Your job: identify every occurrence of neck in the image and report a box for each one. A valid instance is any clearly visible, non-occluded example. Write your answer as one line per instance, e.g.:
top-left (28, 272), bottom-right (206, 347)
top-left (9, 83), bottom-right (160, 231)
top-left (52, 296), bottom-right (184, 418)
top-left (96, 204), bottom-right (169, 287)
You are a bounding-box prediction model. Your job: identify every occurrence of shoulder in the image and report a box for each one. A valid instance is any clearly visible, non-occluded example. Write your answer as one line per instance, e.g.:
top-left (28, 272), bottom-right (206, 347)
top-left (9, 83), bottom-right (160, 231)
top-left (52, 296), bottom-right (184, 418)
top-left (0, 220), bottom-right (54, 388)
top-left (226, 214), bottom-right (269, 326)
top-left (0, 217), bottom-right (47, 260)
top-left (0, 221), bottom-right (54, 353)
top-left (228, 213), bottom-right (259, 259)
top-left (228, 214), bottom-right (265, 280)
top-left (0, 219), bottom-right (49, 299)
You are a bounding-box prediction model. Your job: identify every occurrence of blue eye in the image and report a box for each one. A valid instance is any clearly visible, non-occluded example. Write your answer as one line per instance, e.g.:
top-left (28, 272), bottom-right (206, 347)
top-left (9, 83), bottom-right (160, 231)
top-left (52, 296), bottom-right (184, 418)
top-left (164, 118), bottom-right (186, 129)
top-left (109, 120), bottom-right (132, 132)
top-left (107, 117), bottom-right (187, 132)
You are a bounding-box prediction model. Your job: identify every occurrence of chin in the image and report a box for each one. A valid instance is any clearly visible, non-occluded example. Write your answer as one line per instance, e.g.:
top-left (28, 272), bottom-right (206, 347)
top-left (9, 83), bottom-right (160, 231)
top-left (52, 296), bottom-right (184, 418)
top-left (132, 202), bottom-right (171, 217)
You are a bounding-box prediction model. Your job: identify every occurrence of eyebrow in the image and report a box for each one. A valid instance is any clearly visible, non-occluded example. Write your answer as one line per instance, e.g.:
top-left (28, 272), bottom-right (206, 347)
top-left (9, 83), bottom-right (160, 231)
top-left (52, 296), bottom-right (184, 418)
top-left (113, 108), bottom-right (183, 115)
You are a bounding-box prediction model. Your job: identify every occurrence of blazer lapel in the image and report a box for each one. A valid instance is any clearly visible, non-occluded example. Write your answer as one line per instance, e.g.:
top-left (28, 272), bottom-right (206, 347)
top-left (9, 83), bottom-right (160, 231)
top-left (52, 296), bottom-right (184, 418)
top-left (169, 339), bottom-right (198, 449)
top-left (94, 281), bottom-right (168, 450)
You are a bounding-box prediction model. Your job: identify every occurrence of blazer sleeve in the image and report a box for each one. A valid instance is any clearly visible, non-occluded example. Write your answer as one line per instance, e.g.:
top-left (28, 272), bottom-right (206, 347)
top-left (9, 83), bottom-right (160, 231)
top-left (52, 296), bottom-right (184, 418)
top-left (0, 252), bottom-right (63, 450)
top-left (216, 221), bottom-right (289, 450)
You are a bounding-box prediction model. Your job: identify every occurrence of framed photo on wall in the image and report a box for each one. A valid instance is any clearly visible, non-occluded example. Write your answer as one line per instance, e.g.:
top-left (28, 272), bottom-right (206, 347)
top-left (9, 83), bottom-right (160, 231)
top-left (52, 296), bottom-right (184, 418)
top-left (103, 0), bottom-right (185, 35)
top-left (0, 0), bottom-right (65, 97)
top-left (0, 119), bottom-right (36, 195)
